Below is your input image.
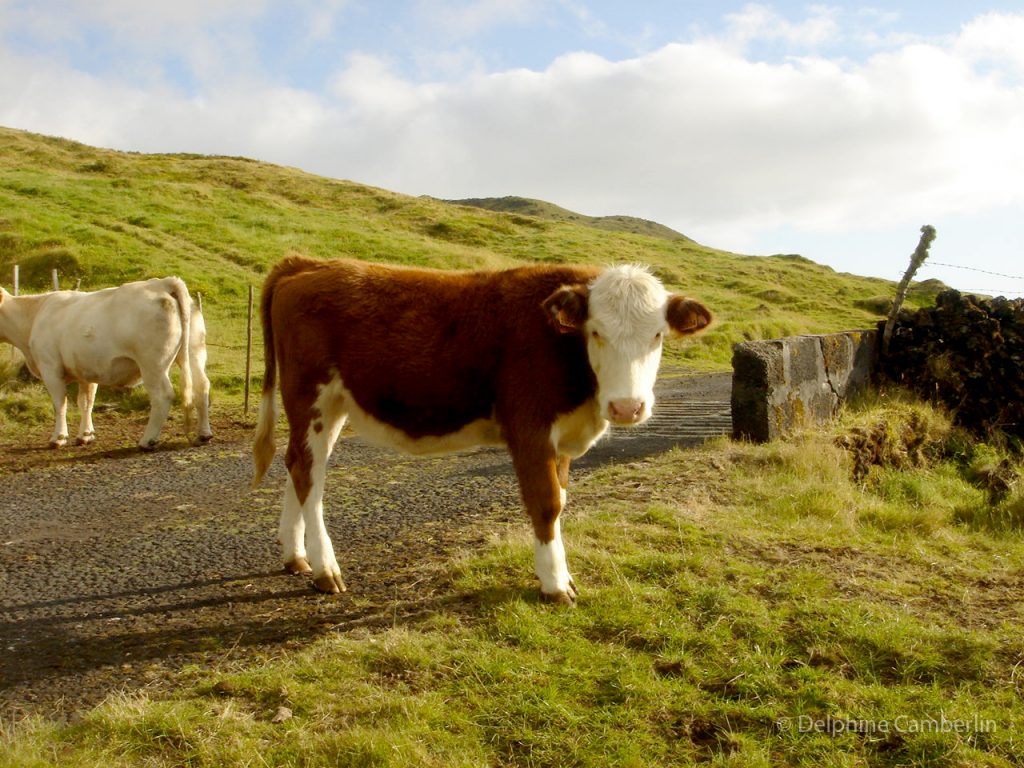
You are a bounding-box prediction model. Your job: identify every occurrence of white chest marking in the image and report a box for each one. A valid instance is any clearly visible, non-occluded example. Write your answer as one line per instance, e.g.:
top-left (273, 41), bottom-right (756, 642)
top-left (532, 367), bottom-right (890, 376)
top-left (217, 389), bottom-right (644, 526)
top-left (549, 398), bottom-right (608, 458)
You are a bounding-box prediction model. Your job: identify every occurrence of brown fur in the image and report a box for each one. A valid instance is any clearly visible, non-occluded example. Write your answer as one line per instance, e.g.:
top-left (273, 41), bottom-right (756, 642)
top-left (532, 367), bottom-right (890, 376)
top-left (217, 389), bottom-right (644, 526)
top-left (666, 295), bottom-right (713, 335)
top-left (253, 257), bottom-right (601, 505)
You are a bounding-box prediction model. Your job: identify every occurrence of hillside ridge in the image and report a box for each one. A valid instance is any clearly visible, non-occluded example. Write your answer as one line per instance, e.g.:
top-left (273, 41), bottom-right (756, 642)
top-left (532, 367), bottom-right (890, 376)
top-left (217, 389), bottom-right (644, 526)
top-left (442, 196), bottom-right (692, 243)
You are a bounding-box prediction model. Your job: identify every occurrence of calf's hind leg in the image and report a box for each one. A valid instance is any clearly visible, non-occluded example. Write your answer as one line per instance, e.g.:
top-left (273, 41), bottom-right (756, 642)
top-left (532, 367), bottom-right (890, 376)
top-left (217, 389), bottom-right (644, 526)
top-left (280, 385), bottom-right (348, 592)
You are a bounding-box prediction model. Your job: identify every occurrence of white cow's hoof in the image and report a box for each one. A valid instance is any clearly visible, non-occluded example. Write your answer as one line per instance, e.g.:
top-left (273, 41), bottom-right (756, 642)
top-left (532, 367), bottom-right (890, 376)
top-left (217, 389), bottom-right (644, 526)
top-left (284, 557), bottom-right (313, 575)
top-left (312, 572), bottom-right (347, 594)
top-left (139, 439), bottom-right (159, 452)
top-left (196, 433), bottom-right (214, 445)
top-left (75, 432), bottom-right (95, 446)
top-left (49, 436), bottom-right (68, 449)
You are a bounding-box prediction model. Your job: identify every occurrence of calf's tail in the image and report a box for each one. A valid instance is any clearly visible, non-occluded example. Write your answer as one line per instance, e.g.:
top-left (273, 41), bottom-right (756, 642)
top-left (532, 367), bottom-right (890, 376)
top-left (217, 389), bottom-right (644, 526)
top-left (251, 280), bottom-right (277, 487)
top-left (252, 255), bottom-right (323, 488)
top-left (252, 257), bottom-right (312, 486)
top-left (168, 277), bottom-right (195, 435)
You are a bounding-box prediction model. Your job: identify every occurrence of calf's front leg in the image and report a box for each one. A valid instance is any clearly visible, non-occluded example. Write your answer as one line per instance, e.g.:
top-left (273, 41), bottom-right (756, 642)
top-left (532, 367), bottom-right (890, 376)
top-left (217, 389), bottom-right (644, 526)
top-left (511, 445), bottom-right (577, 605)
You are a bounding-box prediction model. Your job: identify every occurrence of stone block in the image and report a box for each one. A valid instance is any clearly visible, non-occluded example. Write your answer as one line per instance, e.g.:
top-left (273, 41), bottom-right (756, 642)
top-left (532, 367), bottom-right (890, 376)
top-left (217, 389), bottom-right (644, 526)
top-left (731, 330), bottom-right (878, 442)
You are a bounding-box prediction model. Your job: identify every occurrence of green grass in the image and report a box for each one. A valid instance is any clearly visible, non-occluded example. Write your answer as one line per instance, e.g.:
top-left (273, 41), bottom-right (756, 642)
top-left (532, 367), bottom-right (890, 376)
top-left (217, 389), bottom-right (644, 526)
top-left (3, 394), bottom-right (1023, 767)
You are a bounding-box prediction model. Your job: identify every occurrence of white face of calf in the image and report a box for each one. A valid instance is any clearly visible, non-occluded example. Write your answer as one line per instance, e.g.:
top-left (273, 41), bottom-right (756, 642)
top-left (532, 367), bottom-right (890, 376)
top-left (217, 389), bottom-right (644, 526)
top-left (544, 265), bottom-right (712, 426)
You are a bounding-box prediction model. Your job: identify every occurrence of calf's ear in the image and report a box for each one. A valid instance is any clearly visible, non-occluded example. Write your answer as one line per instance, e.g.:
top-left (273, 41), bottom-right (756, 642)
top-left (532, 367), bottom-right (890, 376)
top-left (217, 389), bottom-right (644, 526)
top-left (542, 285), bottom-right (589, 334)
top-left (666, 295), bottom-right (712, 336)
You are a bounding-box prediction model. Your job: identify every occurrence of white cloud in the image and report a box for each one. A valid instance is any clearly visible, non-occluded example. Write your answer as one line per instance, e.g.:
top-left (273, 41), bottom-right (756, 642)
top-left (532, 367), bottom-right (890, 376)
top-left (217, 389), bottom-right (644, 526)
top-left (955, 11), bottom-right (1024, 80)
top-left (722, 3), bottom-right (840, 50)
top-left (329, 53), bottom-right (437, 114)
top-left (307, 21), bottom-right (1024, 252)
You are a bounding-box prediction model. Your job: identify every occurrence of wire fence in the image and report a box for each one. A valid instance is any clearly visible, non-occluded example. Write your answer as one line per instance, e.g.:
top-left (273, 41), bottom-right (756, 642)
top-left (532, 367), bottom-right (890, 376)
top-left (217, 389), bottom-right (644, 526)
top-left (920, 260), bottom-right (1024, 296)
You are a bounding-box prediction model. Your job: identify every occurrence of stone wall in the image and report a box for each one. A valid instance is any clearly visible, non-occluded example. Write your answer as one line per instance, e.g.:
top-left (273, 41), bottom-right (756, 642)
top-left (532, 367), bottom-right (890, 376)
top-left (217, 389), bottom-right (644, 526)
top-left (880, 290), bottom-right (1023, 437)
top-left (731, 330), bottom-right (878, 442)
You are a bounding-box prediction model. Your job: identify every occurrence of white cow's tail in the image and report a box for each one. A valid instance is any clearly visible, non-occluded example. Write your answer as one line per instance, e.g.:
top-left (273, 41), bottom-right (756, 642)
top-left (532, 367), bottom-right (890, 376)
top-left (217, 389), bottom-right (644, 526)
top-left (168, 277), bottom-right (195, 435)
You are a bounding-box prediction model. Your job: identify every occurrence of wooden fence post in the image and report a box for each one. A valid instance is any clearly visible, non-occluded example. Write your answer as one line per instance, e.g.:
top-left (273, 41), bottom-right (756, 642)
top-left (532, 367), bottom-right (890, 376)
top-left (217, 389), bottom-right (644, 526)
top-left (12, 264), bottom-right (18, 296)
top-left (51, 269), bottom-right (59, 291)
top-left (244, 285), bottom-right (254, 416)
top-left (883, 225), bottom-right (937, 355)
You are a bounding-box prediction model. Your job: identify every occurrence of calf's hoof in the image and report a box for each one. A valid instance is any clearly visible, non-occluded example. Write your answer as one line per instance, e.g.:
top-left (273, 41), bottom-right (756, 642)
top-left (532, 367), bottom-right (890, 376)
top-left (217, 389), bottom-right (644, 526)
top-left (196, 433), bottom-right (214, 445)
top-left (312, 573), bottom-right (347, 594)
top-left (541, 589), bottom-right (577, 607)
top-left (75, 432), bottom-right (95, 446)
top-left (284, 557), bottom-right (313, 575)
top-left (49, 436), bottom-right (68, 449)
top-left (540, 578), bottom-right (578, 607)
top-left (139, 439), bottom-right (159, 453)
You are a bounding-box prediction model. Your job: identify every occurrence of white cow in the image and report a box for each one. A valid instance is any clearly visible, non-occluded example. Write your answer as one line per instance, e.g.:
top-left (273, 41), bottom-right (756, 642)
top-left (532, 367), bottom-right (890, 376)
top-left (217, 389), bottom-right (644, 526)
top-left (0, 277), bottom-right (213, 450)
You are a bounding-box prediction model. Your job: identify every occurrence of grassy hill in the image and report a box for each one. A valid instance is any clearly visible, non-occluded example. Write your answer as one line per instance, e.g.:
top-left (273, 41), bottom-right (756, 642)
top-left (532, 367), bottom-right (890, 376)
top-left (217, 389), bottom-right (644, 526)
top-left (0, 125), bottom-right (942, 404)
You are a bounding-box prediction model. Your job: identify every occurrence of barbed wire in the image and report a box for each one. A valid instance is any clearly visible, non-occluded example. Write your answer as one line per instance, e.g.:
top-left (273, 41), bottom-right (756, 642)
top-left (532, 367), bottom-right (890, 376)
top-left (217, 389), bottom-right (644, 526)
top-left (924, 261), bottom-right (1024, 281)
top-left (206, 342), bottom-right (249, 350)
top-left (957, 288), bottom-right (1024, 296)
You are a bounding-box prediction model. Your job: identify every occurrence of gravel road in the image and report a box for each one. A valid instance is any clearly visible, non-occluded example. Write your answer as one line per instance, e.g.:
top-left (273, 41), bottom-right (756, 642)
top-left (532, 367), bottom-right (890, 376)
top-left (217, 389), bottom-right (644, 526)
top-left (0, 372), bottom-right (731, 720)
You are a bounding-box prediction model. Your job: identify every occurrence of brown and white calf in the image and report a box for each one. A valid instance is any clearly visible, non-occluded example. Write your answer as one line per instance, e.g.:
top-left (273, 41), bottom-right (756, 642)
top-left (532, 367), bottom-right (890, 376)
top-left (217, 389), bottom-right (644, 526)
top-left (252, 256), bottom-right (711, 604)
top-left (0, 278), bottom-right (213, 450)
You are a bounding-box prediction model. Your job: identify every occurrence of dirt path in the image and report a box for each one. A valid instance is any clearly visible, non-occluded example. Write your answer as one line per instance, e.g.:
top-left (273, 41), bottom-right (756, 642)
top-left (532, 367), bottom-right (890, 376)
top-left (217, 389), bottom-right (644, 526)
top-left (0, 372), bottom-right (731, 720)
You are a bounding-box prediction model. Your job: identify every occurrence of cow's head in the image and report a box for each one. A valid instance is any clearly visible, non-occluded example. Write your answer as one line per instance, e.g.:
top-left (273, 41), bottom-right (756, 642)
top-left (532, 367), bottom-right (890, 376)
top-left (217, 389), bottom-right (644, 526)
top-left (543, 265), bottom-right (712, 425)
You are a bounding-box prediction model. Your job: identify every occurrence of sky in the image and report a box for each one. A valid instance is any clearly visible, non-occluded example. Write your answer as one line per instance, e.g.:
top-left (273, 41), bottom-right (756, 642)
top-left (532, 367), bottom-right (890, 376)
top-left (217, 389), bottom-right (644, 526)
top-left (1, 1), bottom-right (1022, 297)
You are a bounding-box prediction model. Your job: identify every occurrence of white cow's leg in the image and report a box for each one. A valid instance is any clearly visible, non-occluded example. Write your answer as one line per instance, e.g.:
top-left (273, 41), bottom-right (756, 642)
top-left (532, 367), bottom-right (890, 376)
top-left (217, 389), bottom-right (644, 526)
top-left (41, 372), bottom-right (69, 448)
top-left (190, 342), bottom-right (213, 444)
top-left (75, 382), bottom-right (98, 445)
top-left (139, 369), bottom-right (174, 450)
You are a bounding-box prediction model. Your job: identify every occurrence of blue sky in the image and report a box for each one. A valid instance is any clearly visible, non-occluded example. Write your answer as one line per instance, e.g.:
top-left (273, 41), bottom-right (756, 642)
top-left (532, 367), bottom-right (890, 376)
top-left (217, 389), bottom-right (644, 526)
top-left (1, 1), bottom-right (1022, 296)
